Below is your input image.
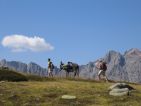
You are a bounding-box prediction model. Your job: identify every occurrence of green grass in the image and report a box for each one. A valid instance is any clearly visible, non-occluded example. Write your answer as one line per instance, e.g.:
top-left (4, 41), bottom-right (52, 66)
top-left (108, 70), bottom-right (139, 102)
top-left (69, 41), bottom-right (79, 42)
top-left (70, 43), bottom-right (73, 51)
top-left (0, 78), bottom-right (141, 106)
top-left (0, 68), bottom-right (141, 106)
top-left (0, 67), bottom-right (56, 82)
top-left (0, 67), bottom-right (28, 81)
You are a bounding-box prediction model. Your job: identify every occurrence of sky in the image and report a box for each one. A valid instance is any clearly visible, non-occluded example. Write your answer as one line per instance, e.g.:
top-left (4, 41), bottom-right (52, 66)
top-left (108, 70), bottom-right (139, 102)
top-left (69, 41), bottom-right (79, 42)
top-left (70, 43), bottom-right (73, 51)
top-left (0, 0), bottom-right (141, 68)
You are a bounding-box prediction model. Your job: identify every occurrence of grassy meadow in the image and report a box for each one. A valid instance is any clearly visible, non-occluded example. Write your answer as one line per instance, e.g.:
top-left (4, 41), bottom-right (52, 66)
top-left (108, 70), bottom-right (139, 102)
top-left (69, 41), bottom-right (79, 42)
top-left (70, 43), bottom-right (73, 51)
top-left (0, 78), bottom-right (141, 106)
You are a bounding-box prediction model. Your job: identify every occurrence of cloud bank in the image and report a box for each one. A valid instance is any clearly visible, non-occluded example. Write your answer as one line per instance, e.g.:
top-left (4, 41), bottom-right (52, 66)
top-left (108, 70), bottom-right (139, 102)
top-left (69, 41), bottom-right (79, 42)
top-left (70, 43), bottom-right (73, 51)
top-left (1, 35), bottom-right (54, 52)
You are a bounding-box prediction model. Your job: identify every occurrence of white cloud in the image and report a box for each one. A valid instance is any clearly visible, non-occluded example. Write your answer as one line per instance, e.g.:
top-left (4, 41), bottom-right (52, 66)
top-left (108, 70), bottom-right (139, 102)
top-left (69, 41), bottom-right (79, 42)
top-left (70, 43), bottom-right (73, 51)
top-left (1, 35), bottom-right (54, 52)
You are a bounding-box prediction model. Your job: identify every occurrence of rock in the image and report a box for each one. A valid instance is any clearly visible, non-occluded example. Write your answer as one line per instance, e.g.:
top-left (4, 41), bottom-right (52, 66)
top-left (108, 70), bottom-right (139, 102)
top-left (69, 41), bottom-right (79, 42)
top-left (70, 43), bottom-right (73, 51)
top-left (108, 83), bottom-right (135, 96)
top-left (109, 83), bottom-right (135, 91)
top-left (0, 94), bottom-right (3, 96)
top-left (110, 88), bottom-right (129, 93)
top-left (0, 81), bottom-right (6, 83)
top-left (109, 88), bottom-right (129, 96)
top-left (61, 95), bottom-right (76, 100)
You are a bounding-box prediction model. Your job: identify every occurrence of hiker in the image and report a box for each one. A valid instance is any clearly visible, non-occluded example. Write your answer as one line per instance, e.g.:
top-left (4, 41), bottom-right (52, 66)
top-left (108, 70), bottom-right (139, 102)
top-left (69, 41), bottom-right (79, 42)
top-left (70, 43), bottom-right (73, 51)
top-left (48, 58), bottom-right (54, 77)
top-left (96, 60), bottom-right (108, 81)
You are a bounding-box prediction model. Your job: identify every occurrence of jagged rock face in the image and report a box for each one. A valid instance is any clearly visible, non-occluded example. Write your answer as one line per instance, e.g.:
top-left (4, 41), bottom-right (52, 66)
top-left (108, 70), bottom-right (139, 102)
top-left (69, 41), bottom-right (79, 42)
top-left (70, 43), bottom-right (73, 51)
top-left (124, 48), bottom-right (141, 58)
top-left (79, 48), bottom-right (141, 83)
top-left (0, 59), bottom-right (27, 73)
top-left (7, 61), bottom-right (28, 73)
top-left (27, 62), bottom-right (47, 76)
top-left (79, 62), bottom-right (96, 79)
top-left (104, 50), bottom-right (127, 81)
top-left (123, 49), bottom-right (141, 83)
top-left (0, 60), bottom-right (47, 76)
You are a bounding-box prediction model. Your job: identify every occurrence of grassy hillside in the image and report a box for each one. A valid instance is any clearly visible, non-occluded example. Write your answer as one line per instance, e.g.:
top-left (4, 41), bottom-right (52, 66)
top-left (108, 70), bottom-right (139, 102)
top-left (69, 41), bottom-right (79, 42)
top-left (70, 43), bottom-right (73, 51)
top-left (0, 78), bottom-right (141, 106)
top-left (0, 67), bottom-right (28, 81)
top-left (0, 67), bottom-right (53, 82)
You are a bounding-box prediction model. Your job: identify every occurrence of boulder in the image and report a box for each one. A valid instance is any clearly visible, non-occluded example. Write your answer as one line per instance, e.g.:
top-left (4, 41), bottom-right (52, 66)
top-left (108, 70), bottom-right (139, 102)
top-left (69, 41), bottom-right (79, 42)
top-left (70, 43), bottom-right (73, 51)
top-left (109, 83), bottom-right (135, 91)
top-left (109, 90), bottom-right (129, 96)
top-left (109, 88), bottom-right (129, 96)
top-left (109, 83), bottom-right (135, 96)
top-left (61, 95), bottom-right (76, 100)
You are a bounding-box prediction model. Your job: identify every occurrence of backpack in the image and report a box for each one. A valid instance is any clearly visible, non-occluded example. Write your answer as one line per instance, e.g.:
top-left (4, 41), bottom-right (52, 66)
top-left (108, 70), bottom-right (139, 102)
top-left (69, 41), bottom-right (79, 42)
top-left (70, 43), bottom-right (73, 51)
top-left (100, 62), bottom-right (107, 71)
top-left (51, 63), bottom-right (54, 69)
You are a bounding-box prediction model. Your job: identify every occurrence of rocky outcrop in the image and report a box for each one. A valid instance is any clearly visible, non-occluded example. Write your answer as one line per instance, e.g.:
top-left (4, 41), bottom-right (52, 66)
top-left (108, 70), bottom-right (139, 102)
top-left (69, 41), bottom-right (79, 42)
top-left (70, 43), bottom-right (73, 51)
top-left (108, 83), bottom-right (135, 96)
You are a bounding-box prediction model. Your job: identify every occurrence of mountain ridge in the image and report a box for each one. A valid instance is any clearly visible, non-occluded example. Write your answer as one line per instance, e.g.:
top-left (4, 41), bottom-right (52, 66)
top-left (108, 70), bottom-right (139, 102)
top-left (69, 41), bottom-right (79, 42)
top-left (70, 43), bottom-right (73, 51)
top-left (0, 59), bottom-right (47, 76)
top-left (0, 48), bottom-right (141, 83)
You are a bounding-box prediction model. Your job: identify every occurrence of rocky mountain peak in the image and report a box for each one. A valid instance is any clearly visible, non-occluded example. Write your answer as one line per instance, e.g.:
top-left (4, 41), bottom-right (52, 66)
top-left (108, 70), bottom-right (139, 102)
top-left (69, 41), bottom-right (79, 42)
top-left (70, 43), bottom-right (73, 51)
top-left (104, 50), bottom-right (125, 66)
top-left (125, 48), bottom-right (141, 57)
top-left (28, 62), bottom-right (38, 66)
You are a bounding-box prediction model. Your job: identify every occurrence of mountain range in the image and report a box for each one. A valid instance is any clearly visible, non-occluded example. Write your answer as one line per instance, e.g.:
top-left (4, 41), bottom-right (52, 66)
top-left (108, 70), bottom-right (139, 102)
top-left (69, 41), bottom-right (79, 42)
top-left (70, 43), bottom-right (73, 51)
top-left (0, 59), bottom-right (47, 76)
top-left (0, 48), bottom-right (141, 83)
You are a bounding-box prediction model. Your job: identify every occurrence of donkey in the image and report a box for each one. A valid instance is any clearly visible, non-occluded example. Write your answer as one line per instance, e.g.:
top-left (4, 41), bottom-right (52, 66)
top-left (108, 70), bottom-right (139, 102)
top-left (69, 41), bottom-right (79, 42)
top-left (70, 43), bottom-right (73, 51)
top-left (60, 61), bottom-right (79, 78)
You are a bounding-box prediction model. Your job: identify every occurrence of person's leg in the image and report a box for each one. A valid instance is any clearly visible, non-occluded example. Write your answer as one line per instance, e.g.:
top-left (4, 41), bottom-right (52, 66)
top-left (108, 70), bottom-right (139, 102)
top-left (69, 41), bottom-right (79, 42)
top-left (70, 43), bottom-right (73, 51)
top-left (77, 69), bottom-right (79, 78)
top-left (74, 71), bottom-right (77, 78)
top-left (52, 72), bottom-right (53, 77)
top-left (48, 68), bottom-right (51, 77)
top-left (102, 71), bottom-right (108, 82)
top-left (48, 72), bottom-right (50, 77)
top-left (66, 71), bottom-right (69, 78)
top-left (104, 75), bottom-right (108, 82)
top-left (98, 70), bottom-right (102, 80)
top-left (51, 70), bottom-right (53, 77)
top-left (49, 72), bottom-right (51, 77)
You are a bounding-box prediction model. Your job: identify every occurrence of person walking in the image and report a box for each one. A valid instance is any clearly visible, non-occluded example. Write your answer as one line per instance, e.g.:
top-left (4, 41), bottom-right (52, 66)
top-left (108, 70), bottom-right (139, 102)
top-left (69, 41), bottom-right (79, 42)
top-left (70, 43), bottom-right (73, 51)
top-left (95, 60), bottom-right (108, 82)
top-left (48, 58), bottom-right (54, 77)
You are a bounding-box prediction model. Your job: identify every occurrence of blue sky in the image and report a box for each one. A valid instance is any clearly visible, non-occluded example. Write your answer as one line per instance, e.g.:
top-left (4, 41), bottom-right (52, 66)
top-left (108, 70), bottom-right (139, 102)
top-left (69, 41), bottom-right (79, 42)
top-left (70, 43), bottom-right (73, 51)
top-left (0, 0), bottom-right (141, 67)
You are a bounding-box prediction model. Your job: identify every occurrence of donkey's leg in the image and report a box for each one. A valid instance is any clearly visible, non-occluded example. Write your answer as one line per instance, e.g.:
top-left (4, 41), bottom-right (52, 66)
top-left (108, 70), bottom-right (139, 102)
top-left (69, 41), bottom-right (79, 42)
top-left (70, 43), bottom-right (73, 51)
top-left (74, 71), bottom-right (77, 78)
top-left (68, 72), bottom-right (70, 78)
top-left (66, 71), bottom-right (69, 78)
top-left (66, 72), bottom-right (68, 78)
top-left (77, 69), bottom-right (79, 78)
